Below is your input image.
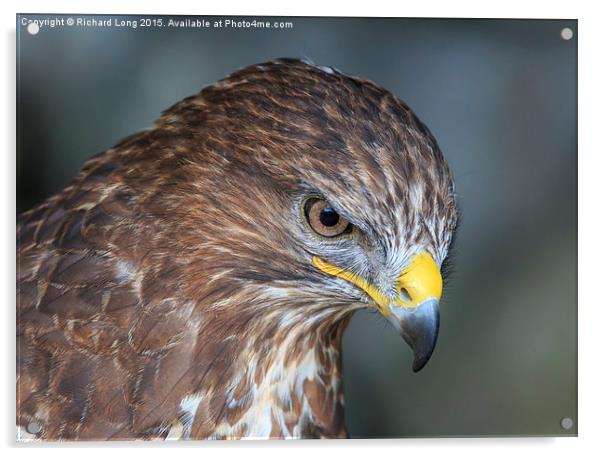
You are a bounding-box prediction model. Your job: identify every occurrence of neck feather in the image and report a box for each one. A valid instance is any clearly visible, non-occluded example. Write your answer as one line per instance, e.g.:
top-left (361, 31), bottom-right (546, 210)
top-left (183, 309), bottom-right (352, 439)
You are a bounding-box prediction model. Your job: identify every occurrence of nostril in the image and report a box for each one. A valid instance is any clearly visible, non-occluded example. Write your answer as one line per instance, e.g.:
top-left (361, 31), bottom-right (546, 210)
top-left (399, 287), bottom-right (412, 302)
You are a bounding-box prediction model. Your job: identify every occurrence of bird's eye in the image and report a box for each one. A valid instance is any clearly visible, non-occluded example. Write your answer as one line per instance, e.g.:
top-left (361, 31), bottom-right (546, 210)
top-left (303, 197), bottom-right (353, 239)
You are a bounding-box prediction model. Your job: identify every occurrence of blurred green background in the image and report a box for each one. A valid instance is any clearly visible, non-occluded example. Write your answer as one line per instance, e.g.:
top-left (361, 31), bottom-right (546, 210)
top-left (16, 16), bottom-right (577, 437)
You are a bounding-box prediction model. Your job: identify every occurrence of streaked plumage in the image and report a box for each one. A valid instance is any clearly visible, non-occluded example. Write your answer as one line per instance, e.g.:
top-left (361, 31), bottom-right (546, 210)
top-left (17, 59), bottom-right (457, 440)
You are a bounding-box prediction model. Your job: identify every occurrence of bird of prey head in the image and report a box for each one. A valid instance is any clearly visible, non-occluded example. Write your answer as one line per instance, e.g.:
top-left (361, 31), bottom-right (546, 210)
top-left (17, 59), bottom-right (457, 440)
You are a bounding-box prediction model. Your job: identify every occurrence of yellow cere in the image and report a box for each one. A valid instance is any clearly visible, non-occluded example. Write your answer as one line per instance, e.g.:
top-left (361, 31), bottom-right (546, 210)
top-left (312, 252), bottom-right (442, 316)
top-left (396, 252), bottom-right (443, 306)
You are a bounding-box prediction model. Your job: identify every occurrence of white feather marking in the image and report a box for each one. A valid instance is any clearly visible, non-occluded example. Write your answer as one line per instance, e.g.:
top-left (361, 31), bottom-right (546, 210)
top-left (114, 260), bottom-right (135, 282)
top-left (179, 393), bottom-right (203, 438)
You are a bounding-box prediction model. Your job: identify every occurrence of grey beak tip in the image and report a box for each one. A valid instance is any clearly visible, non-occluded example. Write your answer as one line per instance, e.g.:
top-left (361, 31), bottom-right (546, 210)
top-left (389, 298), bottom-right (440, 372)
top-left (412, 350), bottom-right (434, 372)
top-left (412, 361), bottom-right (425, 373)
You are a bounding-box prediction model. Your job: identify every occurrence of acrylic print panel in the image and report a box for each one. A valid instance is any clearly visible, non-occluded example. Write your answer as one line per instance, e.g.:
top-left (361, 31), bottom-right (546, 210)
top-left (16, 15), bottom-right (577, 440)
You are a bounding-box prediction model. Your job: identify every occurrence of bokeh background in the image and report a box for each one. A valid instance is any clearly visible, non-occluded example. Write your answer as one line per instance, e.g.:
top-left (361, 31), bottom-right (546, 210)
top-left (16, 16), bottom-right (577, 437)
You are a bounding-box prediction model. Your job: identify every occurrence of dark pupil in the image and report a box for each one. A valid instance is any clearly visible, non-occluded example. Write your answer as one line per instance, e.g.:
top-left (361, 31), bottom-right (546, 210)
top-left (319, 207), bottom-right (340, 227)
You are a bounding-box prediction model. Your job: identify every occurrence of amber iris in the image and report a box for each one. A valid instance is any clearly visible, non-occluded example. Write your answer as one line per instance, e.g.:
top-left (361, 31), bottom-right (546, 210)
top-left (304, 197), bottom-right (352, 238)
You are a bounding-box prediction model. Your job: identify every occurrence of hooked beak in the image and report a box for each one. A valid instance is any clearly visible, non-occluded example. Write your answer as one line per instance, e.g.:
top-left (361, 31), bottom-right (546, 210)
top-left (312, 252), bottom-right (443, 372)
top-left (387, 298), bottom-right (439, 372)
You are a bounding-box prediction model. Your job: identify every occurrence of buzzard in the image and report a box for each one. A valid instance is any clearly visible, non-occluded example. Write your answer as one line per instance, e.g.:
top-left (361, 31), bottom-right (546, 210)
top-left (17, 59), bottom-right (458, 440)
